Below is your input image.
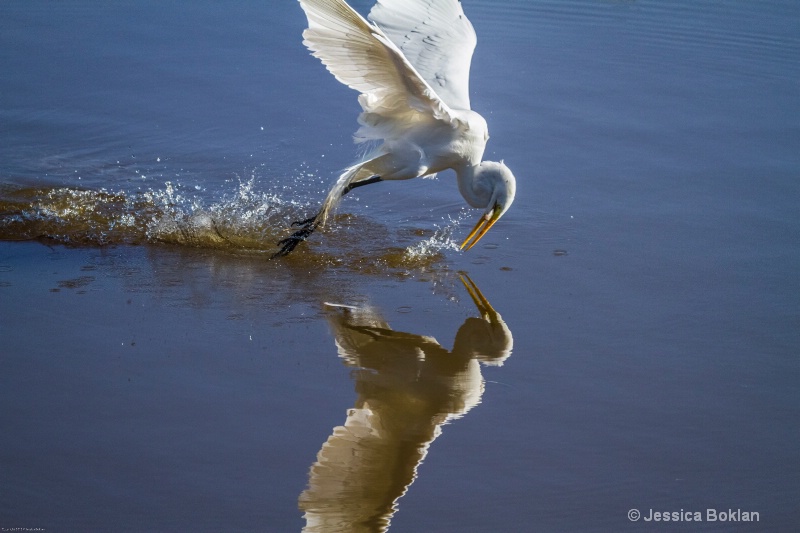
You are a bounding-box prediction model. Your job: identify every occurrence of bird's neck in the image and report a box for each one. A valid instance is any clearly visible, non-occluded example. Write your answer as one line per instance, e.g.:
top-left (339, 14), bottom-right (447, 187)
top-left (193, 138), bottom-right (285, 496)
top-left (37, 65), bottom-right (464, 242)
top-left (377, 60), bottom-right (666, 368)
top-left (456, 163), bottom-right (492, 209)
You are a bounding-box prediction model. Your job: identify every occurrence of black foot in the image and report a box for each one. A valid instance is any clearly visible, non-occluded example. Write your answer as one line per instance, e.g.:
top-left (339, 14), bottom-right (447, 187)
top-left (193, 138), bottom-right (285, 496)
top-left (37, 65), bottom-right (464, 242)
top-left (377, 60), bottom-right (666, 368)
top-left (272, 218), bottom-right (320, 258)
top-left (273, 176), bottom-right (383, 259)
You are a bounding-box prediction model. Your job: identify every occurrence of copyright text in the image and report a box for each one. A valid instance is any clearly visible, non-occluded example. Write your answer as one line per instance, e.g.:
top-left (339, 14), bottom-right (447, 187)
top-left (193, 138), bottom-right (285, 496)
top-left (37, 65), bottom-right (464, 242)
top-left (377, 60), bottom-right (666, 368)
top-left (628, 508), bottom-right (760, 522)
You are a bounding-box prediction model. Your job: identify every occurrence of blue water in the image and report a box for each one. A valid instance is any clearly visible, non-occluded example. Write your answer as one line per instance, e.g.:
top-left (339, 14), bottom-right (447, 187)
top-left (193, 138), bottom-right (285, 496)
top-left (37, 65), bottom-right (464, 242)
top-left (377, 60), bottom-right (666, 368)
top-left (1, 1), bottom-right (799, 531)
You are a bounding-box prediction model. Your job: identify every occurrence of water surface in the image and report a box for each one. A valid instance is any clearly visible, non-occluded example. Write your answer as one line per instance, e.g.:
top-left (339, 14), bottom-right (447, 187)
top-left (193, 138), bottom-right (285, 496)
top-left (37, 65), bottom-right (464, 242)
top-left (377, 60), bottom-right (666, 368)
top-left (1, 1), bottom-right (798, 531)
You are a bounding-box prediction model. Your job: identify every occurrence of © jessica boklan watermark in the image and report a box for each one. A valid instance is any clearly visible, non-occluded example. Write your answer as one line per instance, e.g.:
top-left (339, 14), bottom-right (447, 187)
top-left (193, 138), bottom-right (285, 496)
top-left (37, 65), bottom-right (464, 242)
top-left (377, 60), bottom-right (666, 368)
top-left (628, 508), bottom-right (760, 523)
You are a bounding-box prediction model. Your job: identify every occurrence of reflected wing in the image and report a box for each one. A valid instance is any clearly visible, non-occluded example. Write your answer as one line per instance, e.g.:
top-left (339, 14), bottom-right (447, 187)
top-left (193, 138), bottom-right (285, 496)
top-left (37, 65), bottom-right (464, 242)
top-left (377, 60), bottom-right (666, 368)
top-left (368, 0), bottom-right (477, 110)
top-left (298, 0), bottom-right (455, 125)
top-left (299, 406), bottom-right (430, 533)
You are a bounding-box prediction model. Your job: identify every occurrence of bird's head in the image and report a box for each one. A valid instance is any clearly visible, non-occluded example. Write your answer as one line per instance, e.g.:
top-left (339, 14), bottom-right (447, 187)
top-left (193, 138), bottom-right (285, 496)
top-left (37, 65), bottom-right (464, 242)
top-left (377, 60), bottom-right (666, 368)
top-left (460, 161), bottom-right (517, 251)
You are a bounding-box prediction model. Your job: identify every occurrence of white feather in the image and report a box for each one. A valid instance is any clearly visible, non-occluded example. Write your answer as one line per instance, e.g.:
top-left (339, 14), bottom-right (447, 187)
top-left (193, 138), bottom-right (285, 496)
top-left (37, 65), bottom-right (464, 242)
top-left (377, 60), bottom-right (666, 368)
top-left (298, 0), bottom-right (455, 131)
top-left (284, 0), bottom-right (517, 254)
top-left (368, 0), bottom-right (477, 111)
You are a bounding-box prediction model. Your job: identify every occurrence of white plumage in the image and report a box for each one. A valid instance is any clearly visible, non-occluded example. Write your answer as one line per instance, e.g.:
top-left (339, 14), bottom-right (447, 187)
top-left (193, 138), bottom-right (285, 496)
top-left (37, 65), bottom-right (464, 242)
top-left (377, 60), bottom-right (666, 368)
top-left (368, 0), bottom-right (477, 110)
top-left (276, 0), bottom-right (517, 256)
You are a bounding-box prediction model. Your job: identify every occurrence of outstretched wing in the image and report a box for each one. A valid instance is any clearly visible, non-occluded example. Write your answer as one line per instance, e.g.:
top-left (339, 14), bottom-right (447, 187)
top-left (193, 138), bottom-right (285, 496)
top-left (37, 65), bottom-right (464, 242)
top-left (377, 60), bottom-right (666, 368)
top-left (297, 0), bottom-right (455, 127)
top-left (368, 0), bottom-right (477, 111)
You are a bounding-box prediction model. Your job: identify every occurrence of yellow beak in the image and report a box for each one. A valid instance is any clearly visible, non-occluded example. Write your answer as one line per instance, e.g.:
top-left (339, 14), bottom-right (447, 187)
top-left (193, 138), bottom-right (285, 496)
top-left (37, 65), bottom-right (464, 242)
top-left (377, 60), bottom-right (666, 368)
top-left (460, 205), bottom-right (503, 251)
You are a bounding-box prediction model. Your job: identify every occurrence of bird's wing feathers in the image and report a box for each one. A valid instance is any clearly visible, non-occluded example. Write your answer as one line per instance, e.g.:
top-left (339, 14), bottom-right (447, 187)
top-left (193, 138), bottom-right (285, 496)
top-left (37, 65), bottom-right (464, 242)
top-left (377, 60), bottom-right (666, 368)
top-left (368, 0), bottom-right (477, 111)
top-left (298, 0), bottom-right (455, 127)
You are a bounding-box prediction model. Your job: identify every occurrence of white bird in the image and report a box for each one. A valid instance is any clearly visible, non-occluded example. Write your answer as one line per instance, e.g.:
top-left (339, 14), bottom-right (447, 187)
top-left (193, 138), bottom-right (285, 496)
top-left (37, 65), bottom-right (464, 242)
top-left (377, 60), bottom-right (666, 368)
top-left (275, 0), bottom-right (517, 257)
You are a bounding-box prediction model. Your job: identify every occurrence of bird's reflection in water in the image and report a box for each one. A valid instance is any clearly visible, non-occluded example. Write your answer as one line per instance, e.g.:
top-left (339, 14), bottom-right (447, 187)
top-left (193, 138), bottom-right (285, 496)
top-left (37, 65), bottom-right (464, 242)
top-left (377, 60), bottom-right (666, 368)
top-left (299, 275), bottom-right (513, 533)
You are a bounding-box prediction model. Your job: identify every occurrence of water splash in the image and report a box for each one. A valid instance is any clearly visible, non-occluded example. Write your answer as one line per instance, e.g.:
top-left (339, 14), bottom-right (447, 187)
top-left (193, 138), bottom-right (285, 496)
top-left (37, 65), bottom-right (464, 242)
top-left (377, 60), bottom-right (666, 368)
top-left (403, 214), bottom-right (467, 261)
top-left (0, 180), bottom-right (466, 272)
top-left (0, 179), bottom-right (304, 251)
top-left (141, 178), bottom-right (299, 250)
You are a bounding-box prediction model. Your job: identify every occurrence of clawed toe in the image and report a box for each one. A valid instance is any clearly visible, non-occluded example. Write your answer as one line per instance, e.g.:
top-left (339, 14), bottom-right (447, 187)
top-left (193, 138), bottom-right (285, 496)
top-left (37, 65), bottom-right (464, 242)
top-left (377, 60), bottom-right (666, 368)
top-left (272, 219), bottom-right (320, 259)
top-left (272, 236), bottom-right (302, 258)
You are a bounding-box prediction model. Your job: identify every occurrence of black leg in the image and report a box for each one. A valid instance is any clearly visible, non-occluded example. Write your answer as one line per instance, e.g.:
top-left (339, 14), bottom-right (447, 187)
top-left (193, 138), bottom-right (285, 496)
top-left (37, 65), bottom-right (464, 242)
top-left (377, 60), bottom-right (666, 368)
top-left (342, 175), bottom-right (383, 195)
top-left (272, 175), bottom-right (383, 258)
top-left (291, 216), bottom-right (318, 227)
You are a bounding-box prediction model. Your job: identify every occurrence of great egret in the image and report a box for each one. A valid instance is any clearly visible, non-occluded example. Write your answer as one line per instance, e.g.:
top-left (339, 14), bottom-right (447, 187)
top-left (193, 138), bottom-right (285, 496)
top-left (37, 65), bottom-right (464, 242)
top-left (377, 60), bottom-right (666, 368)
top-left (275, 0), bottom-right (517, 257)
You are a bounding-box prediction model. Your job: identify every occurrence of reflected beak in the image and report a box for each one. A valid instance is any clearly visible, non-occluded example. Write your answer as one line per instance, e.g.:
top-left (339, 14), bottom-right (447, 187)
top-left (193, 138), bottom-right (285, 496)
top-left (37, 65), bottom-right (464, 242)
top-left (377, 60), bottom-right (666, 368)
top-left (460, 205), bottom-right (503, 251)
top-left (459, 273), bottom-right (499, 322)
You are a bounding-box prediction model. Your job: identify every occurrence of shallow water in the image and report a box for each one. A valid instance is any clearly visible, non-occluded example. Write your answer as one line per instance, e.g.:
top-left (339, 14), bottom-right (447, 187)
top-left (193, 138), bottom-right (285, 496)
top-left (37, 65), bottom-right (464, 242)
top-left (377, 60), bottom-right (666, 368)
top-left (2, 0), bottom-right (799, 531)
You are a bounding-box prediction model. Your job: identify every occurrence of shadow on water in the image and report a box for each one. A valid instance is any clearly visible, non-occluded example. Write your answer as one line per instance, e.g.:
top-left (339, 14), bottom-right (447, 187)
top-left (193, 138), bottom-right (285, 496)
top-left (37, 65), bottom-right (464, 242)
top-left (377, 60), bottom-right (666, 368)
top-left (0, 182), bottom-right (466, 277)
top-left (300, 275), bottom-right (513, 533)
